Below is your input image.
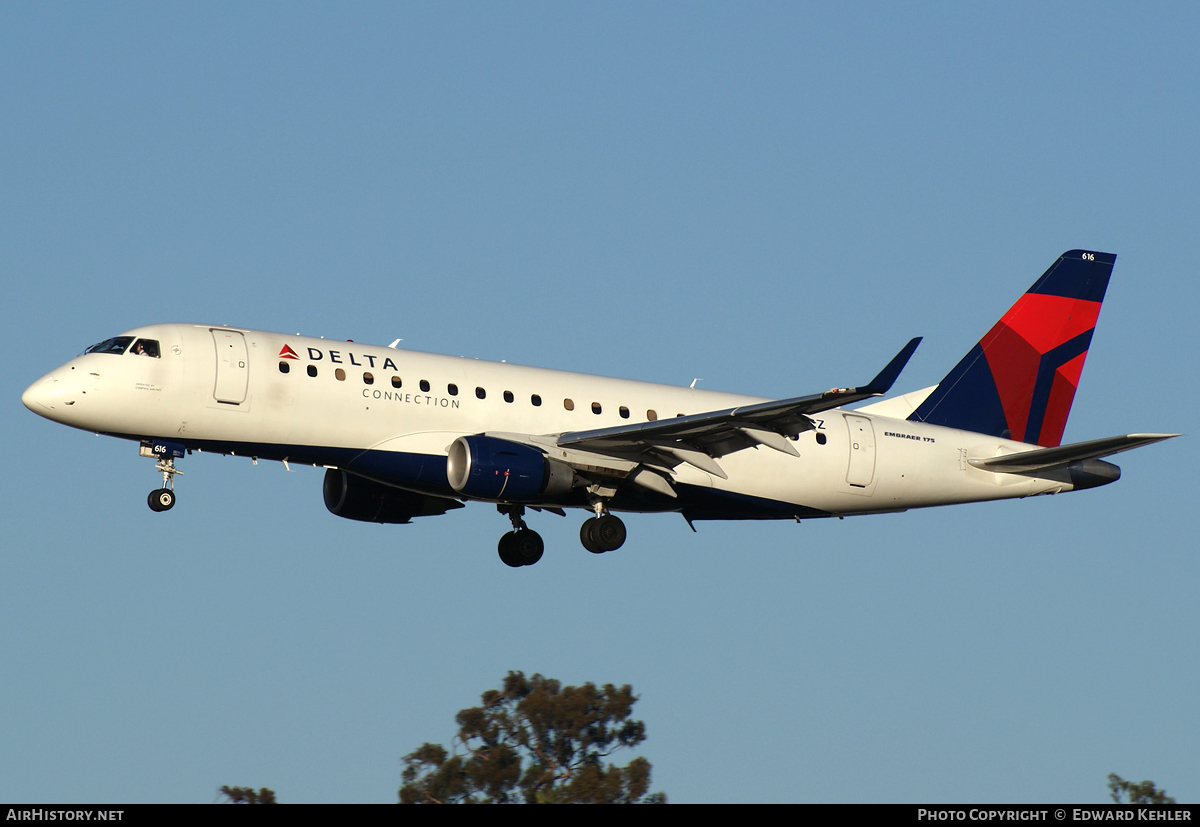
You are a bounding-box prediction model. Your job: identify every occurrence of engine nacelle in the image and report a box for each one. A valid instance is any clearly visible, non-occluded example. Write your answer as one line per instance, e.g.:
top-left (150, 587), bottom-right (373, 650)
top-left (323, 469), bottom-right (462, 524)
top-left (446, 435), bottom-right (575, 502)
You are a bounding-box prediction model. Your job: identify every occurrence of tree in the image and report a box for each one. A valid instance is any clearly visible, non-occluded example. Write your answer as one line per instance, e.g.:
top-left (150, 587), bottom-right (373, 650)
top-left (399, 671), bottom-right (666, 804)
top-left (218, 785), bottom-right (277, 804)
top-left (1107, 774), bottom-right (1176, 805)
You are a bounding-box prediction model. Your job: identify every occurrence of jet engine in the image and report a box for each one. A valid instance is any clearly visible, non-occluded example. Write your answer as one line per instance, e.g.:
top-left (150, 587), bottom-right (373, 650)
top-left (446, 435), bottom-right (575, 501)
top-left (323, 468), bottom-right (462, 524)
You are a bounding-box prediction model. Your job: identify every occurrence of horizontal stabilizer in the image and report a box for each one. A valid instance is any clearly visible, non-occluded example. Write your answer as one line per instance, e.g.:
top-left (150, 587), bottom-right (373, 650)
top-left (967, 433), bottom-right (1178, 473)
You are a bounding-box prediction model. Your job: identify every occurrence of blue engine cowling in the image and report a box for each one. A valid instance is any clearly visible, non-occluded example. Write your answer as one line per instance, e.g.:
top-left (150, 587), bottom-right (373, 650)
top-left (323, 469), bottom-right (463, 524)
top-left (446, 435), bottom-right (575, 502)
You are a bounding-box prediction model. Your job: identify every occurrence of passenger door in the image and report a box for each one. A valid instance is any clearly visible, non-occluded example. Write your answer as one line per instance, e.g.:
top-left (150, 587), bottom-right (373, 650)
top-left (211, 329), bottom-right (249, 404)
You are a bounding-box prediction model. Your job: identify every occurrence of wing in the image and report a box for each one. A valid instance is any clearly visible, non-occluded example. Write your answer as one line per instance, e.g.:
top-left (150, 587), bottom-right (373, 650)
top-left (552, 338), bottom-right (922, 480)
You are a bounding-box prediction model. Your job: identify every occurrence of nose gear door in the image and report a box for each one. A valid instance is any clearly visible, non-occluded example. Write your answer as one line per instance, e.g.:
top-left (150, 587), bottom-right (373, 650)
top-left (211, 329), bottom-right (249, 404)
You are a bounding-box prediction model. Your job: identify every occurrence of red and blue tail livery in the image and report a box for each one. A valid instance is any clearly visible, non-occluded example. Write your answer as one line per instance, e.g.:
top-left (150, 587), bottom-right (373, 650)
top-left (908, 250), bottom-right (1115, 447)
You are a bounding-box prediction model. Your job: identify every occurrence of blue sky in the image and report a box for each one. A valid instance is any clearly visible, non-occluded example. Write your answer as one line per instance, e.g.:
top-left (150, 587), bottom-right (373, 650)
top-left (2, 2), bottom-right (1196, 804)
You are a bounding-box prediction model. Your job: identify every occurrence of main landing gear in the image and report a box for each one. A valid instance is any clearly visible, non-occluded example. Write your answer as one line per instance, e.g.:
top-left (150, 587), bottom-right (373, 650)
top-left (580, 504), bottom-right (626, 554)
top-left (494, 502), bottom-right (627, 567)
top-left (497, 505), bottom-right (544, 568)
top-left (146, 454), bottom-right (182, 513)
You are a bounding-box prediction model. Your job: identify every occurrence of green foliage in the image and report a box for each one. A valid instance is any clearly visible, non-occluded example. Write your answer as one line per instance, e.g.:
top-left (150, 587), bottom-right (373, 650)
top-left (1107, 774), bottom-right (1175, 805)
top-left (218, 785), bottom-right (277, 804)
top-left (400, 671), bottom-right (667, 804)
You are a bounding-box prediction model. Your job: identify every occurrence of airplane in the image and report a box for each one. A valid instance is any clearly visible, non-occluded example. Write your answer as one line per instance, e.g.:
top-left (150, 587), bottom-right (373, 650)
top-left (22, 250), bottom-right (1177, 567)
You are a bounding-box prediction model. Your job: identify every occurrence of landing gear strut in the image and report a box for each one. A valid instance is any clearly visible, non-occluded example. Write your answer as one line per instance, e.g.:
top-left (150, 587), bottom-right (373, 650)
top-left (580, 501), bottom-right (626, 554)
top-left (147, 455), bottom-right (182, 512)
top-left (497, 505), bottom-right (544, 567)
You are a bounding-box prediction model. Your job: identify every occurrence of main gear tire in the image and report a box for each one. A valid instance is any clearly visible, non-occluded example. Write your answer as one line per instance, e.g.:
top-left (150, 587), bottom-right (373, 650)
top-left (593, 514), bottom-right (626, 551)
top-left (512, 529), bottom-right (544, 566)
top-left (580, 518), bottom-right (604, 553)
top-left (498, 531), bottom-right (523, 567)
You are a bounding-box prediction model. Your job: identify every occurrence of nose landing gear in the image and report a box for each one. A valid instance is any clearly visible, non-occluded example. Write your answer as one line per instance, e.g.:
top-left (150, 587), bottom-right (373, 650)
top-left (497, 505), bottom-right (544, 567)
top-left (142, 441), bottom-right (184, 512)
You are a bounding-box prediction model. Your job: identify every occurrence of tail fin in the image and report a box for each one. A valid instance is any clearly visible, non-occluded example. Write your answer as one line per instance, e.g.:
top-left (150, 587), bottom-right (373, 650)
top-left (908, 250), bottom-right (1115, 446)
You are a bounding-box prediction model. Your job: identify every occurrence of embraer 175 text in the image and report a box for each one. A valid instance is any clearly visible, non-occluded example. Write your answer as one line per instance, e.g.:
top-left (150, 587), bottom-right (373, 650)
top-left (23, 251), bottom-right (1177, 567)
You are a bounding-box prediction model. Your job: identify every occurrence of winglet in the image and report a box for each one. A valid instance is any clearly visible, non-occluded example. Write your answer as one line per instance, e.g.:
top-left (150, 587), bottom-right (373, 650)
top-left (864, 337), bottom-right (922, 395)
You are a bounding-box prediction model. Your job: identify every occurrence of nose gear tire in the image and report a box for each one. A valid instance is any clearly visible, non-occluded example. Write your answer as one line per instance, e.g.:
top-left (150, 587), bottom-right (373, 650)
top-left (148, 489), bottom-right (176, 512)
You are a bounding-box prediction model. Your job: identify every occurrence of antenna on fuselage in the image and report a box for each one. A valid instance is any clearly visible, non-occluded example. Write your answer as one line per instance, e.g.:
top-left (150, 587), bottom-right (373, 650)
top-left (388, 339), bottom-right (402, 348)
top-left (690, 378), bottom-right (702, 389)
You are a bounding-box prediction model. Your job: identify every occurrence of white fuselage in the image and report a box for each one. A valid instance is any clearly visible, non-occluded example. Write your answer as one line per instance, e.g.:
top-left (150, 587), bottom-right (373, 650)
top-left (22, 323), bottom-right (1081, 520)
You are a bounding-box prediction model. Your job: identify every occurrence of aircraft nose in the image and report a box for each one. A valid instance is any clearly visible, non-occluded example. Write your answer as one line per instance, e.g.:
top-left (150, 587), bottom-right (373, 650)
top-left (22, 376), bottom-right (47, 410)
top-left (22, 376), bottom-right (53, 413)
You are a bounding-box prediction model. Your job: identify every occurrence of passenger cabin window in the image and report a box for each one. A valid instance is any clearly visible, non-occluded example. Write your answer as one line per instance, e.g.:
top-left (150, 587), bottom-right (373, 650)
top-left (85, 336), bottom-right (134, 355)
top-left (363, 372), bottom-right (374, 385)
top-left (420, 380), bottom-right (430, 392)
top-left (646, 410), bottom-right (657, 421)
top-left (504, 390), bottom-right (514, 403)
top-left (279, 361), bottom-right (290, 374)
top-left (130, 339), bottom-right (160, 358)
top-left (476, 387), bottom-right (486, 399)
top-left (307, 365), bottom-right (318, 377)
top-left (619, 406), bottom-right (630, 419)
top-left (531, 394), bottom-right (542, 407)
top-left (391, 376), bottom-right (402, 388)
top-left (335, 368), bottom-right (346, 381)
top-left (591, 402), bottom-right (602, 415)
top-left (448, 384), bottom-right (458, 396)
top-left (563, 398), bottom-right (574, 411)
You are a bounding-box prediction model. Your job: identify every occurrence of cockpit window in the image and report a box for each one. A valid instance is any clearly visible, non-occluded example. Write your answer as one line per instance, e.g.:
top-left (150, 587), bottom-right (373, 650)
top-left (130, 339), bottom-right (160, 358)
top-left (85, 336), bottom-right (134, 355)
